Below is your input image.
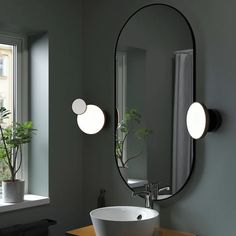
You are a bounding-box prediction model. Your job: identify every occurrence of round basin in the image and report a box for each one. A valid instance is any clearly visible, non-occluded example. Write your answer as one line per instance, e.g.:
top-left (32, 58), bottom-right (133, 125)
top-left (90, 206), bottom-right (159, 236)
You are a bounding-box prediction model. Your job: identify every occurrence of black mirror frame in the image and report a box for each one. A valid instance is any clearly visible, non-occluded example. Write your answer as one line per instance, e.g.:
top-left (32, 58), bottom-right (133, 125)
top-left (114, 3), bottom-right (196, 201)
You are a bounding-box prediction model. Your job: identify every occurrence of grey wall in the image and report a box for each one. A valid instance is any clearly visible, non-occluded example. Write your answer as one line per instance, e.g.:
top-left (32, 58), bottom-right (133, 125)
top-left (0, 0), bottom-right (83, 235)
top-left (82, 0), bottom-right (236, 235)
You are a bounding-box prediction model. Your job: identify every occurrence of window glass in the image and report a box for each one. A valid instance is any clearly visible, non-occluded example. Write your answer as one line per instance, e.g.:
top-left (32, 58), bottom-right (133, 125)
top-left (0, 43), bottom-right (15, 192)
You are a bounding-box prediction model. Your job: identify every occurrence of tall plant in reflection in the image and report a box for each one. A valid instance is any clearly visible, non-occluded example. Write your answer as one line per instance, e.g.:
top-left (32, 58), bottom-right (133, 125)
top-left (116, 108), bottom-right (151, 168)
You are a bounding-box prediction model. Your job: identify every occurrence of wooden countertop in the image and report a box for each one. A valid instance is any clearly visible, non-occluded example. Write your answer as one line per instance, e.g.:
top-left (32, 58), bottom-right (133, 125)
top-left (66, 225), bottom-right (95, 236)
top-left (66, 225), bottom-right (197, 236)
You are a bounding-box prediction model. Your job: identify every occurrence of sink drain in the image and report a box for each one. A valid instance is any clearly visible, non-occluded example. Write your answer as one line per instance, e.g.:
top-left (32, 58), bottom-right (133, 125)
top-left (137, 214), bottom-right (142, 220)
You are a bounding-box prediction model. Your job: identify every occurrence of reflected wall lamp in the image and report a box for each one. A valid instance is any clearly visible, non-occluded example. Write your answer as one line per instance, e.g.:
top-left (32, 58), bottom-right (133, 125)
top-left (186, 102), bottom-right (221, 139)
top-left (72, 98), bottom-right (105, 134)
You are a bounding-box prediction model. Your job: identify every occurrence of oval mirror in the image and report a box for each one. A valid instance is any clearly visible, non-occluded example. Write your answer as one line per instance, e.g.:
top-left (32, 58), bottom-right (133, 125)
top-left (115, 4), bottom-right (195, 200)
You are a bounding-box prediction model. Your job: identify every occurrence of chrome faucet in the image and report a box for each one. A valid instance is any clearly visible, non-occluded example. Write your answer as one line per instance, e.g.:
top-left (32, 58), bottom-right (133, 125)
top-left (132, 183), bottom-right (171, 208)
top-left (132, 190), bottom-right (154, 209)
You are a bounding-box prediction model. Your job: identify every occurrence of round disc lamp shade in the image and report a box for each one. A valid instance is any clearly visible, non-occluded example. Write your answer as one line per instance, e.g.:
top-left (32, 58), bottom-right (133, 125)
top-left (186, 102), bottom-right (221, 139)
top-left (72, 99), bottom-right (87, 115)
top-left (186, 102), bottom-right (208, 139)
top-left (72, 99), bottom-right (105, 134)
top-left (77, 104), bottom-right (105, 134)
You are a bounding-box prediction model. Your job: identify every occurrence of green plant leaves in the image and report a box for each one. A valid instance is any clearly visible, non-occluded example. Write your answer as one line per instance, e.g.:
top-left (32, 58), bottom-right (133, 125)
top-left (0, 107), bottom-right (10, 120)
top-left (0, 145), bottom-right (7, 159)
top-left (116, 108), bottom-right (151, 166)
top-left (3, 121), bottom-right (36, 148)
top-left (0, 108), bottom-right (36, 181)
top-left (135, 128), bottom-right (152, 140)
top-left (125, 108), bottom-right (141, 123)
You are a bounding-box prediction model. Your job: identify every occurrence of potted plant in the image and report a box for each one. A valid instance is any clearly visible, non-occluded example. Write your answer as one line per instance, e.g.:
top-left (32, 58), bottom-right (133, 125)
top-left (0, 107), bottom-right (36, 203)
top-left (116, 108), bottom-right (151, 180)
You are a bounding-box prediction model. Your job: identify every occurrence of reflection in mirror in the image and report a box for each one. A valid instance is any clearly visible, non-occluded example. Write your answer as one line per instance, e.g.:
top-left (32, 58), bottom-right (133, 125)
top-left (115, 4), bottom-right (195, 200)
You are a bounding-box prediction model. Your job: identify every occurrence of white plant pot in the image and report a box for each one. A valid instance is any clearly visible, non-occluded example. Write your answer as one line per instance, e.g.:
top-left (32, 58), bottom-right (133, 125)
top-left (2, 179), bottom-right (25, 203)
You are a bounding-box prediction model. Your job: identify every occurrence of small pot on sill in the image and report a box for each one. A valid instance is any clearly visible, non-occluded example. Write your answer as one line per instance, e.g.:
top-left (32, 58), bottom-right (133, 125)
top-left (2, 179), bottom-right (25, 203)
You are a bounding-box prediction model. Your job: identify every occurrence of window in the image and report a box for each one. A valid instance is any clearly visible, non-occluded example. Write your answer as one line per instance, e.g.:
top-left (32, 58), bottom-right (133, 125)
top-left (0, 32), bottom-right (49, 212)
top-left (116, 52), bottom-right (127, 122)
top-left (0, 33), bottom-right (28, 195)
top-left (0, 44), bottom-right (14, 124)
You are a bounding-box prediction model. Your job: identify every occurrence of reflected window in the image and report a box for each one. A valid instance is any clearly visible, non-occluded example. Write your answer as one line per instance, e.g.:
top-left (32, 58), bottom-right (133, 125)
top-left (116, 52), bottom-right (127, 166)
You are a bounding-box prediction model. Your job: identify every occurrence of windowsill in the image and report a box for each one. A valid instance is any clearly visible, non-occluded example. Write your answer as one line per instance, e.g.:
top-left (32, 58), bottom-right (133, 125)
top-left (0, 194), bottom-right (50, 213)
top-left (127, 178), bottom-right (148, 188)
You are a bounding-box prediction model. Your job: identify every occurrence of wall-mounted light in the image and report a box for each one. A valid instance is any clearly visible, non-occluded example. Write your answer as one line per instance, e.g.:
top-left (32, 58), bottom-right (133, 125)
top-left (72, 98), bottom-right (105, 134)
top-left (186, 102), bottom-right (221, 139)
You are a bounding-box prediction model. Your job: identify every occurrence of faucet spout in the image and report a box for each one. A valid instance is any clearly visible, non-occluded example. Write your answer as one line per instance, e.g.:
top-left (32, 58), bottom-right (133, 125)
top-left (132, 183), bottom-right (171, 207)
top-left (132, 191), bottom-right (153, 209)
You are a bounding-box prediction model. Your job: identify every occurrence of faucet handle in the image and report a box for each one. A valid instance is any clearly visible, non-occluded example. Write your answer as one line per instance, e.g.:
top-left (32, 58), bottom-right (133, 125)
top-left (145, 182), bottom-right (158, 191)
top-left (145, 182), bottom-right (159, 200)
top-left (145, 183), bottom-right (151, 191)
top-left (151, 183), bottom-right (159, 200)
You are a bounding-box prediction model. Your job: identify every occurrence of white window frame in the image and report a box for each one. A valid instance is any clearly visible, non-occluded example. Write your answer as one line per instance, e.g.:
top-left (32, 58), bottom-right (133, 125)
top-left (0, 32), bottom-right (28, 193)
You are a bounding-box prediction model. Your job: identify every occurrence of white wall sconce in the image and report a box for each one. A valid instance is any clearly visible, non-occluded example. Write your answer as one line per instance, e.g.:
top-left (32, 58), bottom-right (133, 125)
top-left (72, 98), bottom-right (105, 134)
top-left (186, 102), bottom-right (221, 139)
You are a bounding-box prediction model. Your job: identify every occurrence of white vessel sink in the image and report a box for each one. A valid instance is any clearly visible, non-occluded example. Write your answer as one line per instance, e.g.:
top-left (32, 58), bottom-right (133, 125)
top-left (90, 206), bottom-right (159, 236)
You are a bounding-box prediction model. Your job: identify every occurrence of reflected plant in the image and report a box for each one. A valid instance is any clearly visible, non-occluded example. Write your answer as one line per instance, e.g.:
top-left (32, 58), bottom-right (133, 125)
top-left (116, 108), bottom-right (151, 168)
